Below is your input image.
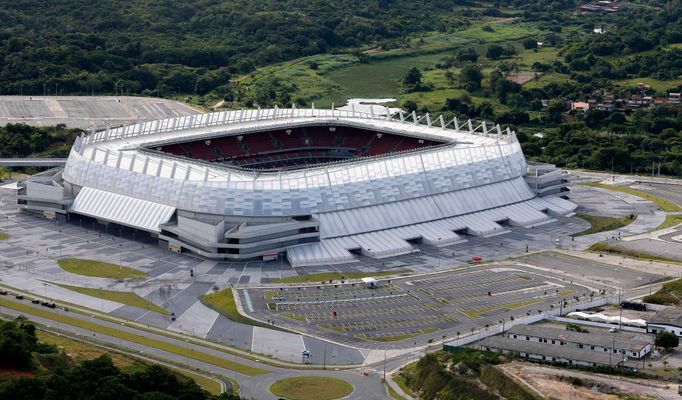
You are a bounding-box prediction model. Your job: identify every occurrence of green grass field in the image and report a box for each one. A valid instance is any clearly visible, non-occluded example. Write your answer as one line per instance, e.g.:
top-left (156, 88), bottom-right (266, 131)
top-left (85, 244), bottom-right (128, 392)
top-left (58, 258), bottom-right (147, 279)
top-left (613, 77), bottom-right (682, 91)
top-left (643, 278), bottom-right (682, 305)
top-left (588, 242), bottom-right (682, 264)
top-left (269, 376), bottom-right (353, 400)
top-left (356, 327), bottom-right (439, 342)
top-left (458, 299), bottom-right (542, 319)
top-left (271, 269), bottom-right (412, 284)
top-left (581, 182), bottom-right (682, 212)
top-left (56, 284), bottom-right (169, 315)
top-left (201, 287), bottom-right (280, 331)
top-left (0, 297), bottom-right (269, 376)
top-left (240, 20), bottom-right (543, 108)
top-left (574, 213), bottom-right (635, 236)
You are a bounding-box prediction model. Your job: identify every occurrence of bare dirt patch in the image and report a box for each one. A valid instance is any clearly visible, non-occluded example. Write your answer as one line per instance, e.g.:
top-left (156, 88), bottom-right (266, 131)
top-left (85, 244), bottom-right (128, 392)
top-left (507, 72), bottom-right (537, 85)
top-left (501, 361), bottom-right (677, 400)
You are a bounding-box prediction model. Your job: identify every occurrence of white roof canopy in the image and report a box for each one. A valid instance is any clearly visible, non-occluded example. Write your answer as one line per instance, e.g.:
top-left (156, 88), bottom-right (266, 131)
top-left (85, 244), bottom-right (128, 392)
top-left (70, 187), bottom-right (175, 232)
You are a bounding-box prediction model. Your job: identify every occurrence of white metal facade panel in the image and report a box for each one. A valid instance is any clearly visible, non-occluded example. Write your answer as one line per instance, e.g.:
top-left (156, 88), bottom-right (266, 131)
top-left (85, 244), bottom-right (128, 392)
top-left (70, 187), bottom-right (175, 232)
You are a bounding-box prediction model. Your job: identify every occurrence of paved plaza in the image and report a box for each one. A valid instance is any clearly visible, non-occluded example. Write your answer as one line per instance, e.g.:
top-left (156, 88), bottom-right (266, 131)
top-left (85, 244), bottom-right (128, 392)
top-left (1, 178), bottom-right (680, 360)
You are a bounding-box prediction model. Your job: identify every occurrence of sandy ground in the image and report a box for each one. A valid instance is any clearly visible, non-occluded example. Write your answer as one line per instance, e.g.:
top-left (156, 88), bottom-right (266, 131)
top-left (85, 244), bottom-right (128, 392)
top-left (507, 72), bottom-right (537, 84)
top-left (501, 361), bottom-right (678, 400)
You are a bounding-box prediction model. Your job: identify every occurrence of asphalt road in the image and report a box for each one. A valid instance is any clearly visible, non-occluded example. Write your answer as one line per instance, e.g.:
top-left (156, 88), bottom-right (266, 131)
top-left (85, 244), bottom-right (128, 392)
top-left (0, 295), bottom-right (389, 399)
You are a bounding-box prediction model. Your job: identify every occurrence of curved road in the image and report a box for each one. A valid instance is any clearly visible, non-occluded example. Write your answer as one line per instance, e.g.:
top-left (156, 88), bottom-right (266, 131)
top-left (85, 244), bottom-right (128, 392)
top-left (0, 295), bottom-right (389, 399)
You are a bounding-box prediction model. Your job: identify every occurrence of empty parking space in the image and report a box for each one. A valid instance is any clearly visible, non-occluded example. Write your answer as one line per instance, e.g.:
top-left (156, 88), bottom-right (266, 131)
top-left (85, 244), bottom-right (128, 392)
top-left (245, 265), bottom-right (591, 346)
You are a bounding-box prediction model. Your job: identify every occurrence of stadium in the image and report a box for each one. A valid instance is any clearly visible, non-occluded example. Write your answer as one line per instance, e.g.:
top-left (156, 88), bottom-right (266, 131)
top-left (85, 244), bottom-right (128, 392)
top-left (17, 107), bottom-right (574, 266)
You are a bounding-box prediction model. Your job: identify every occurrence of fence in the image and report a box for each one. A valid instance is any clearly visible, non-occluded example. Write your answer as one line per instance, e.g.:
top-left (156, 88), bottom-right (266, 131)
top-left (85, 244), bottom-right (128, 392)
top-left (1, 260), bottom-right (90, 285)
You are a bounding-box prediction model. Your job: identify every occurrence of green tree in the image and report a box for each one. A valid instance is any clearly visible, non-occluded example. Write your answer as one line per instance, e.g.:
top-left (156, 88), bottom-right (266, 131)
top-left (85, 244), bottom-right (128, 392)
top-left (486, 45), bottom-right (505, 60)
top-left (655, 331), bottom-right (679, 351)
top-left (522, 38), bottom-right (538, 50)
top-left (459, 64), bottom-right (483, 91)
top-left (402, 67), bottom-right (423, 93)
top-left (456, 48), bottom-right (479, 63)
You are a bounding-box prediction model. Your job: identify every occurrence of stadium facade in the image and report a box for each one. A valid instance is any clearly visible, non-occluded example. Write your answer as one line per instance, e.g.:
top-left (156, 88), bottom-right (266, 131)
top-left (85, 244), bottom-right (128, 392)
top-left (17, 107), bottom-right (573, 266)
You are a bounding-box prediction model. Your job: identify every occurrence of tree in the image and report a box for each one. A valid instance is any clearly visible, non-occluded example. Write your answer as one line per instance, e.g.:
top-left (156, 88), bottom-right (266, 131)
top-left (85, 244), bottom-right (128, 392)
top-left (456, 48), bottom-right (479, 63)
top-left (403, 100), bottom-right (418, 113)
top-left (486, 45), bottom-right (505, 60)
top-left (655, 331), bottom-right (679, 351)
top-left (522, 38), bottom-right (538, 50)
top-left (459, 64), bottom-right (483, 91)
top-left (402, 67), bottom-right (423, 93)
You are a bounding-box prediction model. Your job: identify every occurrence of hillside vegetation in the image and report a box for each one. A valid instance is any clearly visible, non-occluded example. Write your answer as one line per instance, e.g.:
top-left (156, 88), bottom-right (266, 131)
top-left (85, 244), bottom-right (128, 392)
top-left (398, 350), bottom-right (541, 400)
top-left (0, 316), bottom-right (241, 400)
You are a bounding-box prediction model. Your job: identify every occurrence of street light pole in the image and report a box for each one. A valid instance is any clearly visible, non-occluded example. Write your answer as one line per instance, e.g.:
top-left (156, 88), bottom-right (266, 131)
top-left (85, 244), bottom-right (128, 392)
top-left (383, 349), bottom-right (387, 382)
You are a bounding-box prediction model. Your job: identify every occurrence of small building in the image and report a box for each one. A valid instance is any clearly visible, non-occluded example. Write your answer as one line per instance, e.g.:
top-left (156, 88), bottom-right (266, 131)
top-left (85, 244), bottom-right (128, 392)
top-left (479, 335), bottom-right (629, 368)
top-left (647, 307), bottom-right (682, 337)
top-left (571, 102), bottom-right (590, 112)
top-left (670, 93), bottom-right (681, 103)
top-left (503, 324), bottom-right (651, 359)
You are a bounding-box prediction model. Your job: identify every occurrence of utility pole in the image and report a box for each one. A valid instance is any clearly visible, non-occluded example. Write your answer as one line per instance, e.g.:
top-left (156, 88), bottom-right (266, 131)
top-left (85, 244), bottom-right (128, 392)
top-left (618, 287), bottom-right (623, 331)
top-left (383, 349), bottom-right (387, 382)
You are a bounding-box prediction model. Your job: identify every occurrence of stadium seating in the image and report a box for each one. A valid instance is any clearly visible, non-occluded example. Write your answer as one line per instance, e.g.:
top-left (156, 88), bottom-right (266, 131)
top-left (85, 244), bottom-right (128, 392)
top-left (160, 126), bottom-right (441, 166)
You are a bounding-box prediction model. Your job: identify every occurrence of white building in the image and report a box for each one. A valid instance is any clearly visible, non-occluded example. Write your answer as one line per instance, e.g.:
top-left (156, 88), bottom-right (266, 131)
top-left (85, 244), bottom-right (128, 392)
top-left (18, 108), bottom-right (575, 266)
top-left (647, 307), bottom-right (682, 337)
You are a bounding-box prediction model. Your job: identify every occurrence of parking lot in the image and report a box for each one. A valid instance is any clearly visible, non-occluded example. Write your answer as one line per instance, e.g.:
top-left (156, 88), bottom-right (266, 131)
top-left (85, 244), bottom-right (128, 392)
top-left (244, 264), bottom-right (593, 347)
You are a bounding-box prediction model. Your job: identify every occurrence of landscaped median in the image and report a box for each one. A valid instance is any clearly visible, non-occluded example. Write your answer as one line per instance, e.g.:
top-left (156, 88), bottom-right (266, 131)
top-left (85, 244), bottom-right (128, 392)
top-left (0, 297), bottom-right (269, 376)
top-left (56, 283), bottom-right (170, 315)
top-left (574, 213), bottom-right (635, 237)
top-left (58, 258), bottom-right (147, 279)
top-left (588, 242), bottom-right (682, 265)
top-left (270, 269), bottom-right (412, 284)
top-left (269, 376), bottom-right (353, 400)
top-left (200, 287), bottom-right (288, 332)
top-left (580, 182), bottom-right (682, 213)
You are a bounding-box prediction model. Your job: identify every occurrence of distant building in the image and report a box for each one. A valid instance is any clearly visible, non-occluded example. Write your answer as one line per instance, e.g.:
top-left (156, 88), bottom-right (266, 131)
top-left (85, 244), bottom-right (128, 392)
top-left (647, 307), bottom-right (682, 337)
top-left (595, 102), bottom-right (615, 112)
top-left (571, 102), bottom-right (590, 112)
top-left (670, 93), bottom-right (681, 103)
top-left (479, 324), bottom-right (651, 369)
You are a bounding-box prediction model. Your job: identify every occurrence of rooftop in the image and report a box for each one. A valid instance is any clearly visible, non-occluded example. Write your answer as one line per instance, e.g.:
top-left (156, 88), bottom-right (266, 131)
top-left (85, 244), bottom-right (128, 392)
top-left (650, 307), bottom-right (682, 328)
top-left (508, 324), bottom-right (650, 352)
top-left (480, 336), bottom-right (624, 366)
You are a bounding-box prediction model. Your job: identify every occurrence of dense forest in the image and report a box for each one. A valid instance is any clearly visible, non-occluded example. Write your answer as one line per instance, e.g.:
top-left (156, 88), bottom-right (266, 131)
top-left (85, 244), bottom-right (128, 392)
top-left (1, 1), bottom-right (682, 176)
top-left (0, 0), bottom-right (473, 96)
top-left (0, 317), bottom-right (240, 400)
top-left (0, 0), bottom-right (617, 97)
